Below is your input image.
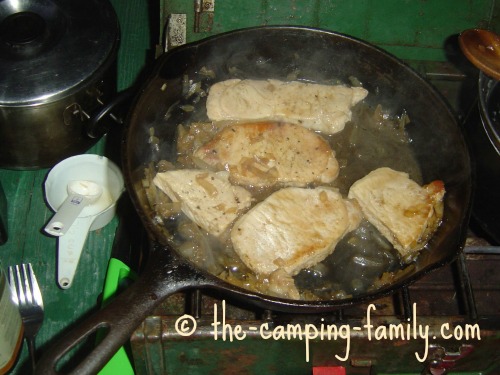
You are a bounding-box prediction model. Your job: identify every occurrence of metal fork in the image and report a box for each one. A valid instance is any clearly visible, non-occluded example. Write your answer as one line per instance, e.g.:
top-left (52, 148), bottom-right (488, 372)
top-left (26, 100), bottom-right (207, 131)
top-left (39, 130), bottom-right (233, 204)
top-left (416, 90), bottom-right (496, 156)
top-left (8, 263), bottom-right (45, 372)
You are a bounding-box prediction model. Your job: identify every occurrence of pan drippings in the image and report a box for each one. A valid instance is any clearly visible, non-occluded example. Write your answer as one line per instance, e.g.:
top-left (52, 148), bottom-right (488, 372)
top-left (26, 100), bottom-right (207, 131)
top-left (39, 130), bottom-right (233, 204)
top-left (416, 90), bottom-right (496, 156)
top-left (145, 79), bottom-right (426, 300)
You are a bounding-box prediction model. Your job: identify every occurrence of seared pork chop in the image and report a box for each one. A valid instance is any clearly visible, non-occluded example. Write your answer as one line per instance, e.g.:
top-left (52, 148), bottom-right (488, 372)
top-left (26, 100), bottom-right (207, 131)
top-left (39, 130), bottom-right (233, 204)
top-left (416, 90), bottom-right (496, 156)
top-left (206, 79), bottom-right (368, 134)
top-left (348, 167), bottom-right (445, 259)
top-left (153, 170), bottom-right (253, 236)
top-left (231, 187), bottom-right (362, 276)
top-left (193, 121), bottom-right (339, 187)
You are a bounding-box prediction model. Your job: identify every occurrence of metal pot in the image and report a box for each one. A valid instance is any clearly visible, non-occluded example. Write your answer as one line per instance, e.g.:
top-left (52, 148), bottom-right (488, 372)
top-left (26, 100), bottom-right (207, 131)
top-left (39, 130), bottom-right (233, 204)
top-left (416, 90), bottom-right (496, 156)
top-left (0, 0), bottom-right (119, 170)
top-left (36, 26), bottom-right (472, 374)
top-left (466, 72), bottom-right (500, 244)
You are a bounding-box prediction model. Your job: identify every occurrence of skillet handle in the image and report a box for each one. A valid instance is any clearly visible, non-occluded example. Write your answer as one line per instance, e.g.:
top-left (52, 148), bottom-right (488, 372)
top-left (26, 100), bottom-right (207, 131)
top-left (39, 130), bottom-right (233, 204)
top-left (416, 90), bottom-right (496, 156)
top-left (35, 247), bottom-right (215, 375)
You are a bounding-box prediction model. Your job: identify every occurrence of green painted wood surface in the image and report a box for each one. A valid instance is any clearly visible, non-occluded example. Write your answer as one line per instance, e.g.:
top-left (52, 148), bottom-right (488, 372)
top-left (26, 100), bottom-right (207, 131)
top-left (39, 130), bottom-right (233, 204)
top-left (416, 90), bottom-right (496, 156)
top-left (162, 0), bottom-right (498, 61)
top-left (0, 1), bottom-right (150, 373)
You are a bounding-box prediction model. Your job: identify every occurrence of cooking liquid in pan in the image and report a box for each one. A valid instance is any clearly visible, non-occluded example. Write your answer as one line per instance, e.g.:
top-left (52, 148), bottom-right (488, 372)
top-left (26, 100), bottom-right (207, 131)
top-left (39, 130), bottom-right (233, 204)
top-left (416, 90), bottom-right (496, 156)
top-left (144, 77), bottom-right (425, 301)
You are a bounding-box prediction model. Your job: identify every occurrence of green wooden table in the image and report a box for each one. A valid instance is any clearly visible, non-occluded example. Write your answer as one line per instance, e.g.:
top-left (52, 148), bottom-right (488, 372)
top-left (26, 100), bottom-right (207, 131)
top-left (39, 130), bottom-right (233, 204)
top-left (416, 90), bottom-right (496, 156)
top-left (0, 1), bottom-right (150, 373)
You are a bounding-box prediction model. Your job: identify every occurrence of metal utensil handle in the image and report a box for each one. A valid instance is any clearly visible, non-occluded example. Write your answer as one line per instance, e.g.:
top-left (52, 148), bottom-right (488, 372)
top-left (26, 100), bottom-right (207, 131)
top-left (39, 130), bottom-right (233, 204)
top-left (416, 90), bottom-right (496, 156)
top-left (35, 248), bottom-right (215, 375)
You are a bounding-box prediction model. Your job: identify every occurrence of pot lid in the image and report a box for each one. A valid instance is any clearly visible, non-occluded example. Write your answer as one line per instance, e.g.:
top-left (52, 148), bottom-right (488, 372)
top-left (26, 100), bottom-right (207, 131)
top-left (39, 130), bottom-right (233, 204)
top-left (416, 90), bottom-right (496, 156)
top-left (0, 0), bottom-right (119, 106)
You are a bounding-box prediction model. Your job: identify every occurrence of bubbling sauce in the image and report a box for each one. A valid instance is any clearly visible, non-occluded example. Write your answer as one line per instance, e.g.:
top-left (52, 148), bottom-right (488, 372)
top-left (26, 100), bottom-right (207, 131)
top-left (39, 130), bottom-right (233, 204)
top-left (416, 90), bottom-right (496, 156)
top-left (145, 78), bottom-right (423, 300)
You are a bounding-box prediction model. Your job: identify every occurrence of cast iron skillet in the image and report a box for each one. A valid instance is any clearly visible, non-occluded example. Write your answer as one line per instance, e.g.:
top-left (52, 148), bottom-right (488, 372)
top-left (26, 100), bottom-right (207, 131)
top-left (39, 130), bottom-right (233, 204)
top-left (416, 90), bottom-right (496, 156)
top-left (36, 26), bottom-right (472, 374)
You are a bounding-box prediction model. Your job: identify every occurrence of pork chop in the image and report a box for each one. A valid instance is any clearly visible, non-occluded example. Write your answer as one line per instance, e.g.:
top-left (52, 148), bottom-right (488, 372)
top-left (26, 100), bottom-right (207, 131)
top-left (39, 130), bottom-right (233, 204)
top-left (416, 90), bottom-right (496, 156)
top-left (231, 187), bottom-right (362, 276)
top-left (206, 79), bottom-right (368, 134)
top-left (153, 169), bottom-right (253, 237)
top-left (193, 121), bottom-right (339, 187)
top-left (347, 167), bottom-right (445, 259)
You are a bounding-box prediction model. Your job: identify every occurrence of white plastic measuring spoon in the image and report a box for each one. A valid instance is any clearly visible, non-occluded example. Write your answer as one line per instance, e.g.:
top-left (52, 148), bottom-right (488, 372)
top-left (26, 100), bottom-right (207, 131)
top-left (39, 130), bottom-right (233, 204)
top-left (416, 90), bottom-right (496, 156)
top-left (44, 180), bottom-right (103, 237)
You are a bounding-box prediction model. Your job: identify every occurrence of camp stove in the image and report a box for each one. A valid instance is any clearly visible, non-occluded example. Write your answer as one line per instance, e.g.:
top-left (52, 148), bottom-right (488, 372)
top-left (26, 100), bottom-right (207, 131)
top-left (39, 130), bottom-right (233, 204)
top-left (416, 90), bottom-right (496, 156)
top-left (128, 233), bottom-right (500, 374)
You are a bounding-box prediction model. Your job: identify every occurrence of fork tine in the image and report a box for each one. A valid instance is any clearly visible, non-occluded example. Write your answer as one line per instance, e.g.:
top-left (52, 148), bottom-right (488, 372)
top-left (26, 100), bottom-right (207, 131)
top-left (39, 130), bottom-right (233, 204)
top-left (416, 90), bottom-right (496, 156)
top-left (15, 265), bottom-right (26, 306)
top-left (27, 263), bottom-right (43, 308)
top-left (8, 266), bottom-right (19, 305)
top-left (22, 263), bottom-right (34, 305)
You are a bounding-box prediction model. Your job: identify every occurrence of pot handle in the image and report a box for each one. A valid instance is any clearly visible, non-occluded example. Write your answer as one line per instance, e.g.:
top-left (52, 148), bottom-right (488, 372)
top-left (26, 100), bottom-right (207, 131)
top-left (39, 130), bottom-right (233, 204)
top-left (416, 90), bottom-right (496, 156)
top-left (35, 247), bottom-right (216, 375)
top-left (86, 87), bottom-right (136, 139)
